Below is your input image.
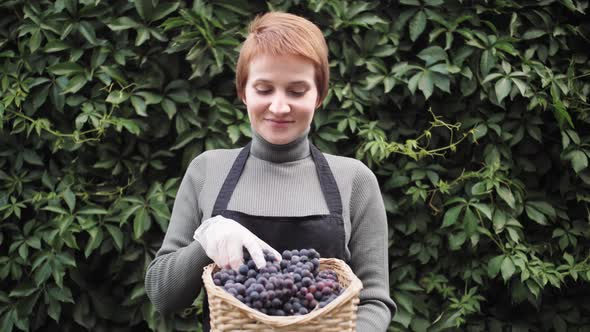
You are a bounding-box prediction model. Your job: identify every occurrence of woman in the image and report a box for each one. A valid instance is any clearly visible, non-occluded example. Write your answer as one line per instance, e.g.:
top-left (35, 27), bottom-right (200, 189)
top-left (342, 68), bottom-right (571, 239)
top-left (145, 12), bottom-right (396, 331)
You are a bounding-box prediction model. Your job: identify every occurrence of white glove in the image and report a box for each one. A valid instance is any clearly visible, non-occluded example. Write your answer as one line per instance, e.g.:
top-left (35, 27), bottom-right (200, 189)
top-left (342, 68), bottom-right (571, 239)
top-left (193, 215), bottom-right (281, 270)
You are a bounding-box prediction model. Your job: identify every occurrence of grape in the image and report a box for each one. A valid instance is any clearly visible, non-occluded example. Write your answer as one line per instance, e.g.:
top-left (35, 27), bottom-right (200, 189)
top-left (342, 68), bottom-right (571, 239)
top-left (214, 248), bottom-right (344, 316)
top-left (283, 302), bottom-right (293, 312)
top-left (244, 278), bottom-right (256, 288)
top-left (280, 260), bottom-right (289, 269)
top-left (309, 249), bottom-right (320, 259)
top-left (314, 291), bottom-right (322, 301)
top-left (309, 299), bottom-right (318, 308)
top-left (282, 250), bottom-right (291, 260)
top-left (254, 283), bottom-right (264, 293)
top-left (301, 277), bottom-right (312, 287)
top-left (247, 269), bottom-right (257, 278)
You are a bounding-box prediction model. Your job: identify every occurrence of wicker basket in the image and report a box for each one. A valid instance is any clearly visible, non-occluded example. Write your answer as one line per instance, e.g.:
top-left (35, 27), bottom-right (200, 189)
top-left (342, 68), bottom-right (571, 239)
top-left (202, 258), bottom-right (363, 332)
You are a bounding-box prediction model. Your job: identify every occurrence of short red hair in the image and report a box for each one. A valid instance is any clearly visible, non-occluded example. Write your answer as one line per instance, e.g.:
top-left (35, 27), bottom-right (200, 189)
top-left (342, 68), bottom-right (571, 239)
top-left (235, 12), bottom-right (329, 106)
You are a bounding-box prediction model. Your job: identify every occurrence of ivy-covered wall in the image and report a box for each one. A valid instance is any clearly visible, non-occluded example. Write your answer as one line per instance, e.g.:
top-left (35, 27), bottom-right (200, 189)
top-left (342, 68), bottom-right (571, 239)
top-left (1, 0), bottom-right (590, 331)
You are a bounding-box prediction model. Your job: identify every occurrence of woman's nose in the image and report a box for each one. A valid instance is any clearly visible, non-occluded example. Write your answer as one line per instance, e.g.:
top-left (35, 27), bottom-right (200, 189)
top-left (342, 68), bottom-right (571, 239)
top-left (268, 94), bottom-right (290, 114)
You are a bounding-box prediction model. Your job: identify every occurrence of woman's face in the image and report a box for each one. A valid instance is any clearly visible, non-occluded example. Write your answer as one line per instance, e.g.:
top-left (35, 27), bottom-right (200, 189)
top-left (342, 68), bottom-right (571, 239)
top-left (243, 54), bottom-right (318, 145)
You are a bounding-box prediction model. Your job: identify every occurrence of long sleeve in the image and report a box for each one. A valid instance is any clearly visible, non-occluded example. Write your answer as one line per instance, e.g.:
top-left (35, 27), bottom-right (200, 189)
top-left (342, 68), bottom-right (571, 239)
top-left (349, 163), bottom-right (397, 332)
top-left (145, 156), bottom-right (212, 315)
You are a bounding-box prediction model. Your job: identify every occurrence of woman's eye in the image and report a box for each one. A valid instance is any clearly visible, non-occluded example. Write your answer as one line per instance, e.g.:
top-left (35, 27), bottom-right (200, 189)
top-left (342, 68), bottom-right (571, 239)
top-left (289, 90), bottom-right (306, 96)
top-left (256, 89), bottom-right (272, 95)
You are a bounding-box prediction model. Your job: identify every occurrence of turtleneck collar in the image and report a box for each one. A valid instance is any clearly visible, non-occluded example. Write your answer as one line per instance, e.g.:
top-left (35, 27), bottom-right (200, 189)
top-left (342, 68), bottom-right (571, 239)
top-left (250, 127), bottom-right (311, 163)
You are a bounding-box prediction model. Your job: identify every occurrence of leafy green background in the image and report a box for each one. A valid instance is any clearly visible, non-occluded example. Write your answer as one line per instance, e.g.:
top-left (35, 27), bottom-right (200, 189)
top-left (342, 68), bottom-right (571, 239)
top-left (2, 0), bottom-right (590, 331)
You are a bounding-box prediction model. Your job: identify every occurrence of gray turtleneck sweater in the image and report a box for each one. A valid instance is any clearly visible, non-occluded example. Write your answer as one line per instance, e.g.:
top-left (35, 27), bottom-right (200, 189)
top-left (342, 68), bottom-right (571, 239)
top-left (145, 129), bottom-right (396, 331)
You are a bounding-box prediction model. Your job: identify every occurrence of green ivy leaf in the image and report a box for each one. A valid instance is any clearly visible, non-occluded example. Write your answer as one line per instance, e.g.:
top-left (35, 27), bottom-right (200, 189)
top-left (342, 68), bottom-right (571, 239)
top-left (171, 130), bottom-right (205, 150)
top-left (136, 28), bottom-right (150, 46)
top-left (472, 203), bottom-right (492, 220)
top-left (43, 40), bottom-right (70, 53)
top-left (135, 0), bottom-right (154, 21)
top-left (106, 90), bottom-right (130, 104)
top-left (23, 150), bottom-right (43, 166)
top-left (161, 98), bottom-right (177, 119)
top-left (472, 124), bottom-right (488, 141)
top-left (463, 207), bottom-right (478, 236)
top-left (131, 96), bottom-right (147, 117)
top-left (77, 207), bottom-right (108, 215)
top-left (100, 65), bottom-right (128, 85)
top-left (522, 29), bottom-right (546, 40)
top-left (442, 205), bottom-right (463, 228)
top-left (527, 201), bottom-right (556, 219)
top-left (448, 231), bottom-right (466, 250)
top-left (495, 77), bottom-right (512, 103)
top-left (62, 75), bottom-right (87, 94)
top-left (431, 72), bottom-right (450, 93)
top-left (42, 205), bottom-right (69, 215)
top-left (417, 46), bottom-right (447, 66)
top-left (152, 2), bottom-right (181, 22)
top-left (317, 127), bottom-right (348, 142)
top-left (495, 185), bottom-right (515, 209)
top-left (78, 21), bottom-right (98, 45)
top-left (525, 203), bottom-right (548, 225)
top-left (48, 62), bottom-right (84, 76)
top-left (136, 91), bottom-right (163, 104)
top-left (9, 282), bottom-right (38, 297)
top-left (418, 70), bottom-right (434, 99)
top-left (84, 227), bottom-right (103, 258)
top-left (133, 207), bottom-right (151, 240)
top-left (566, 150), bottom-right (588, 173)
top-left (129, 284), bottom-right (146, 301)
top-left (409, 10), bottom-right (426, 42)
top-left (105, 224), bottom-right (124, 251)
top-left (47, 298), bottom-right (61, 322)
top-left (500, 256), bottom-right (516, 281)
top-left (107, 17), bottom-right (140, 31)
top-left (480, 50), bottom-right (496, 77)
top-left (29, 30), bottom-right (42, 53)
top-left (227, 125), bottom-right (241, 144)
top-left (63, 188), bottom-right (76, 212)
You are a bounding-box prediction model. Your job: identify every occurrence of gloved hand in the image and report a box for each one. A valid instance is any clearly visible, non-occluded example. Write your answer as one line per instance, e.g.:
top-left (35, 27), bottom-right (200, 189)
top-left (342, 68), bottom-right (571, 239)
top-left (193, 215), bottom-right (281, 271)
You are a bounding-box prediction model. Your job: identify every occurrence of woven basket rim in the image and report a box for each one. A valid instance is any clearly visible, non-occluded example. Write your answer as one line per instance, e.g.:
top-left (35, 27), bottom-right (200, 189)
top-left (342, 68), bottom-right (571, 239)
top-left (202, 258), bottom-right (363, 328)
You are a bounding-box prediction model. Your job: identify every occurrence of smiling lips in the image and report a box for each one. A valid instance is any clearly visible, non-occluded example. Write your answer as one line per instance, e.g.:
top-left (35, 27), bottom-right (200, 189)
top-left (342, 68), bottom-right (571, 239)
top-left (266, 119), bottom-right (294, 127)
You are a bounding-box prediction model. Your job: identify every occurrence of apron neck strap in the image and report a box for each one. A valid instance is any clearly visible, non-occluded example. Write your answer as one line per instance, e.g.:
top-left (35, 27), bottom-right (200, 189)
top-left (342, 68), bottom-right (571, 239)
top-left (212, 142), bottom-right (251, 215)
top-left (212, 141), bottom-right (342, 216)
top-left (309, 143), bottom-right (342, 215)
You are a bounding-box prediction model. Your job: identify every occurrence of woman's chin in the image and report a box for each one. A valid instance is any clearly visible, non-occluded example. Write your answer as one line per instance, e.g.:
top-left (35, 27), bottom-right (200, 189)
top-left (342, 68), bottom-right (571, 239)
top-left (262, 132), bottom-right (295, 145)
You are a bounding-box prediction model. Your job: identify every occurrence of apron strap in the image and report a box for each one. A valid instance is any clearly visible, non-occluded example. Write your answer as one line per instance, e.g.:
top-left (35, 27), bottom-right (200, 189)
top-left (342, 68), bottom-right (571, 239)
top-left (211, 142), bottom-right (252, 215)
top-left (211, 140), bottom-right (342, 216)
top-left (309, 143), bottom-right (343, 215)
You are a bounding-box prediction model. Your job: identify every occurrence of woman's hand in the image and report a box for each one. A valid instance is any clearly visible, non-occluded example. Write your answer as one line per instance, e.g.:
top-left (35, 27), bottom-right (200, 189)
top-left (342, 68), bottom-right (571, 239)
top-left (193, 215), bottom-right (281, 270)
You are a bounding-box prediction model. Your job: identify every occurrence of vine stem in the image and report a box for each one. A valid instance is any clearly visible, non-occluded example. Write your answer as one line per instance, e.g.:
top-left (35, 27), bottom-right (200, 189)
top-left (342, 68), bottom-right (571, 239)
top-left (7, 109), bottom-right (106, 143)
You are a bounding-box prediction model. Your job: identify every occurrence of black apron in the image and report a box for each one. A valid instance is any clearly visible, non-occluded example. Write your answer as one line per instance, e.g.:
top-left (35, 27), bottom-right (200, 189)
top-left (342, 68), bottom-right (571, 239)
top-left (201, 141), bottom-right (347, 331)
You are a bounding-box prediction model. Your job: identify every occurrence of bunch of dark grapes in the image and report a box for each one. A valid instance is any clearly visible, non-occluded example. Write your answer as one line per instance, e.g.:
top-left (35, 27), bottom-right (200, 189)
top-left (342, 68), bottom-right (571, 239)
top-left (212, 248), bottom-right (343, 316)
